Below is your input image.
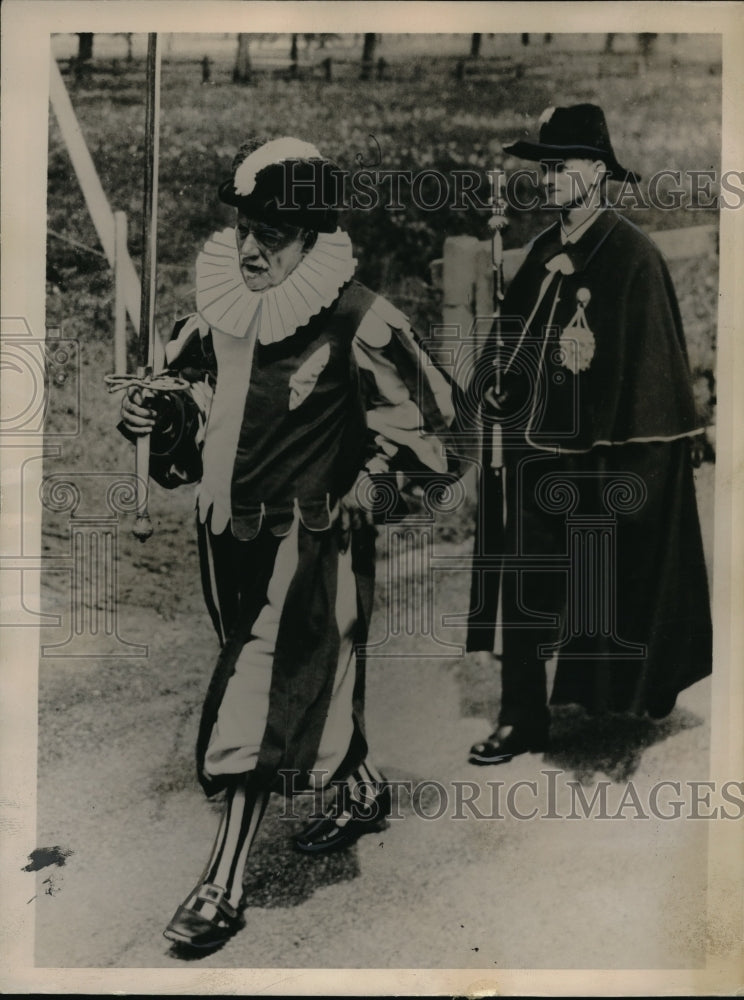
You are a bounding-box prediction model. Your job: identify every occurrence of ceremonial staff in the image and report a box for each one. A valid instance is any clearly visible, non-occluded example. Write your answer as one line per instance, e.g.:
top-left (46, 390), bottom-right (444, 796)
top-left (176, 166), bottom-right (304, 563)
top-left (131, 32), bottom-right (161, 541)
top-left (106, 34), bottom-right (187, 540)
top-left (486, 166), bottom-right (508, 400)
top-left (466, 164), bottom-right (509, 653)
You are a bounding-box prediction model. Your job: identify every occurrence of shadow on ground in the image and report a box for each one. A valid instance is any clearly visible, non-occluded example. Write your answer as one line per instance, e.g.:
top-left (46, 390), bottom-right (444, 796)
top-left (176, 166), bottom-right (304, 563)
top-left (240, 801), bottom-right (362, 908)
top-left (164, 798), bottom-right (363, 961)
top-left (544, 704), bottom-right (704, 783)
top-left (451, 652), bottom-right (704, 783)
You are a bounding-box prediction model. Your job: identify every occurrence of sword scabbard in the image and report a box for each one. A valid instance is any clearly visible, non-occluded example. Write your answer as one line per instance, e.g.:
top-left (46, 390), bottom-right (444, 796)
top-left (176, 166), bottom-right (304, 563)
top-left (132, 34), bottom-right (161, 543)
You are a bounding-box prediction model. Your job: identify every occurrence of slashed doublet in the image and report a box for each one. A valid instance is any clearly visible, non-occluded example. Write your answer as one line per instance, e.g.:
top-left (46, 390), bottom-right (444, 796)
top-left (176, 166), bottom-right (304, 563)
top-left (144, 230), bottom-right (457, 794)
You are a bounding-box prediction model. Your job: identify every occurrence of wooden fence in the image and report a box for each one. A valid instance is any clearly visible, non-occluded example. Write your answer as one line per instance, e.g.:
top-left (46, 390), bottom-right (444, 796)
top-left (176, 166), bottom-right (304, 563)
top-left (50, 48), bottom-right (717, 381)
top-left (432, 225), bottom-right (718, 342)
top-left (49, 55), bottom-right (164, 372)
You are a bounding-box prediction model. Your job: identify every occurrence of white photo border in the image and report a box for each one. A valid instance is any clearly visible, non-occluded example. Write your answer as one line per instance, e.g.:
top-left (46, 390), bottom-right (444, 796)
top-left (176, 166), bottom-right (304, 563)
top-left (1, 1), bottom-right (742, 994)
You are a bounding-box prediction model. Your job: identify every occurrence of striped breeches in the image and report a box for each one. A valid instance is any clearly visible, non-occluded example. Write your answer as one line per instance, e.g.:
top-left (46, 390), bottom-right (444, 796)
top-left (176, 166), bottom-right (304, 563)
top-left (194, 510), bottom-right (372, 795)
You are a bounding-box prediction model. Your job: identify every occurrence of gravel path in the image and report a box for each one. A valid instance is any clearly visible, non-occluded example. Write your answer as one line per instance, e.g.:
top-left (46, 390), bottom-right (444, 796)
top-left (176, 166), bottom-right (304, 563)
top-left (29, 464), bottom-right (718, 972)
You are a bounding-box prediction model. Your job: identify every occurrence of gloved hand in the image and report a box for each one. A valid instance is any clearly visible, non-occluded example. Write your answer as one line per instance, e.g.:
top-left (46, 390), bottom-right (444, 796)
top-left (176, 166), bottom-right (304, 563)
top-left (120, 386), bottom-right (174, 437)
top-left (482, 384), bottom-right (515, 419)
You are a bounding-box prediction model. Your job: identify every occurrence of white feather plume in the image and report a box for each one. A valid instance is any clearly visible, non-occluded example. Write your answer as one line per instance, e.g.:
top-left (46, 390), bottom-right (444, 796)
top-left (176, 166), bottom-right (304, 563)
top-left (233, 137), bottom-right (323, 196)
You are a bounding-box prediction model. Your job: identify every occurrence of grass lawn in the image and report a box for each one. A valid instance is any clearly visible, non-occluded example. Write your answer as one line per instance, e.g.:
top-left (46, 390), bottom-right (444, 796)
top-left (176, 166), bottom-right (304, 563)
top-left (43, 32), bottom-right (720, 615)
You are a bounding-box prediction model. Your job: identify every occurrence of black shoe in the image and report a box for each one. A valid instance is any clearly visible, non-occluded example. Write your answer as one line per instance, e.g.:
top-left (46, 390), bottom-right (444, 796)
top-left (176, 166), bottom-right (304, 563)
top-left (469, 725), bottom-right (548, 765)
top-left (294, 783), bottom-right (391, 855)
top-left (163, 882), bottom-right (244, 950)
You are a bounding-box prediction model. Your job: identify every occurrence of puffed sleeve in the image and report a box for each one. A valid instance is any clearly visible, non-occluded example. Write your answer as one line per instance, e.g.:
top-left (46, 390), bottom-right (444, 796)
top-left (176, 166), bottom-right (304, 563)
top-left (352, 296), bottom-right (461, 489)
top-left (118, 314), bottom-right (217, 489)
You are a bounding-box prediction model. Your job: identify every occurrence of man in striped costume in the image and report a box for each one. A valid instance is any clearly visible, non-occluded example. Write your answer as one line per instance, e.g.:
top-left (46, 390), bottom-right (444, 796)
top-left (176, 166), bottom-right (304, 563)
top-left (120, 137), bottom-right (459, 949)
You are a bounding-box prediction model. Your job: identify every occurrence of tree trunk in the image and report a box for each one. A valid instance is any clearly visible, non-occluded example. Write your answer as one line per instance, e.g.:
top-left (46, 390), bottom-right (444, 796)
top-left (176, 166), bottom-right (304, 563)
top-left (233, 33), bottom-right (252, 84)
top-left (77, 33), bottom-right (94, 62)
top-left (470, 33), bottom-right (482, 58)
top-left (360, 33), bottom-right (376, 80)
top-left (638, 33), bottom-right (658, 59)
top-left (290, 34), bottom-right (298, 62)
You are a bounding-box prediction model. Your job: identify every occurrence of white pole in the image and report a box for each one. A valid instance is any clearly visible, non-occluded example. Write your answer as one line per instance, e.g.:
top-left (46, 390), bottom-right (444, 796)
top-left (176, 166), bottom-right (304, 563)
top-left (114, 211), bottom-right (127, 374)
top-left (49, 55), bottom-right (165, 363)
top-left (48, 56), bottom-right (115, 262)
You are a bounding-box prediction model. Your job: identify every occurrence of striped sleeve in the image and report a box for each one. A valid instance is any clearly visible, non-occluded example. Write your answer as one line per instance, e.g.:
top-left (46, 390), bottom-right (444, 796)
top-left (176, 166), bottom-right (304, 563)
top-left (352, 296), bottom-right (459, 481)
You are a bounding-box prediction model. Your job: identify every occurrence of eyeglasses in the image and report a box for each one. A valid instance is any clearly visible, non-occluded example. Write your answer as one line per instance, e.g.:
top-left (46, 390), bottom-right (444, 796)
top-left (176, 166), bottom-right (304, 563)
top-left (236, 218), bottom-right (302, 252)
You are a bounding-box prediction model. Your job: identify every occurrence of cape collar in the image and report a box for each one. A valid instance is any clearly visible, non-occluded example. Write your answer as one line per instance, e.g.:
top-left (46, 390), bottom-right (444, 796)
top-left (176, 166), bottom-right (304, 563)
top-left (194, 226), bottom-right (357, 342)
top-left (561, 203), bottom-right (603, 245)
top-left (531, 208), bottom-right (621, 274)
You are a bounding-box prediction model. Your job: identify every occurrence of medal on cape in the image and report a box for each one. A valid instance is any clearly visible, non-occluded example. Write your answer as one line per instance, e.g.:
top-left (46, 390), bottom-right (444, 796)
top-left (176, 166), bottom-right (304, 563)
top-left (558, 287), bottom-right (595, 374)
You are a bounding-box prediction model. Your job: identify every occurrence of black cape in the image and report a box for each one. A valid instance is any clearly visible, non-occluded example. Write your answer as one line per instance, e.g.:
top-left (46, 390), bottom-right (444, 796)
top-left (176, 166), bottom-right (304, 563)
top-left (466, 210), bottom-right (712, 714)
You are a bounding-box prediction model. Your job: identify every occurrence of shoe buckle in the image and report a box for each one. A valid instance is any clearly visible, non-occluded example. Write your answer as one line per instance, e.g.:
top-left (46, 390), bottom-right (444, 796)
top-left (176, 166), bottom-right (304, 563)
top-left (197, 884), bottom-right (224, 904)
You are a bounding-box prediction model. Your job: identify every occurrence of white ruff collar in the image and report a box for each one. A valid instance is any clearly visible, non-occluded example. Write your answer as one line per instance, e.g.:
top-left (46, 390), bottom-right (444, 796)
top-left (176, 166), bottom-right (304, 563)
top-left (195, 227), bottom-right (357, 343)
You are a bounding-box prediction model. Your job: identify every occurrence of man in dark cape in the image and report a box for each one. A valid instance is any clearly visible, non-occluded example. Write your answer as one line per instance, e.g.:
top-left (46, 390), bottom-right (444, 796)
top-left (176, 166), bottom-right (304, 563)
top-left (466, 105), bottom-right (712, 765)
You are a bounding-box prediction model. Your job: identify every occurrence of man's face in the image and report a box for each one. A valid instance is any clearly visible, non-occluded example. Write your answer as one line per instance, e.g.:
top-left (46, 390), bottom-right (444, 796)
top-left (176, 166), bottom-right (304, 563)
top-left (235, 212), bottom-right (307, 291)
top-left (541, 157), bottom-right (604, 209)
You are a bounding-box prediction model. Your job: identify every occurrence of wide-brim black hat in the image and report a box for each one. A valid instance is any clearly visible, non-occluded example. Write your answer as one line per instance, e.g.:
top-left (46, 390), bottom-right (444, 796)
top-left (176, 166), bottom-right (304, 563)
top-left (503, 104), bottom-right (641, 183)
top-left (219, 138), bottom-right (340, 232)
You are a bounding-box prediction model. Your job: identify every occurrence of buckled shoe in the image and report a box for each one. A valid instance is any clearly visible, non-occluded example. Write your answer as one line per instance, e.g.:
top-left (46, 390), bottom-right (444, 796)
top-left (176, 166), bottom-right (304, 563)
top-left (294, 783), bottom-right (392, 855)
top-left (163, 882), bottom-right (244, 949)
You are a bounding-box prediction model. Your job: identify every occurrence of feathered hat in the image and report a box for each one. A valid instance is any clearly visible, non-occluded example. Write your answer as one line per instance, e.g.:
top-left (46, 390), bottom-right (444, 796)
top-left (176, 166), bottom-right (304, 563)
top-left (503, 104), bottom-right (641, 183)
top-left (218, 136), bottom-right (340, 232)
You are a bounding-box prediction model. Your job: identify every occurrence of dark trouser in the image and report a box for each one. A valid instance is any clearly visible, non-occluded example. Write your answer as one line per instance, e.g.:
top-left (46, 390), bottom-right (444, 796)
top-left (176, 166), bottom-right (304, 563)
top-left (498, 439), bottom-right (712, 730)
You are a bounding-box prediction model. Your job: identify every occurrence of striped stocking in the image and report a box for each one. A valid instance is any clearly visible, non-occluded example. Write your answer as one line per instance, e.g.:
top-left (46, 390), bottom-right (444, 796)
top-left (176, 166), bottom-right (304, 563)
top-left (341, 759), bottom-right (386, 816)
top-left (181, 775), bottom-right (270, 917)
